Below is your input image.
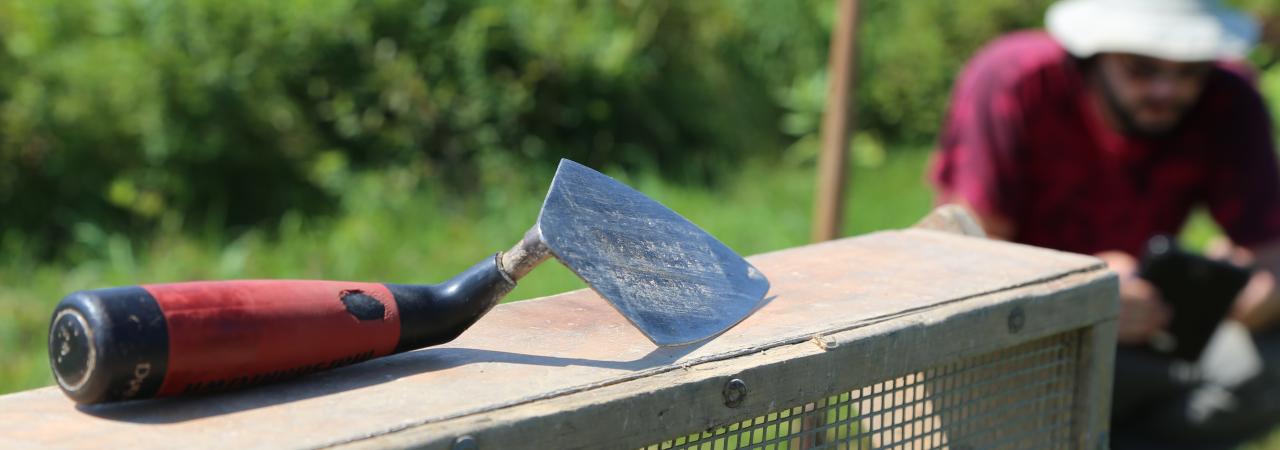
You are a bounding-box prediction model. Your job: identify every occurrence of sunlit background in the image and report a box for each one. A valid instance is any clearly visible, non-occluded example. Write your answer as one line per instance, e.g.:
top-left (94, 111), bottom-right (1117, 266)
top-left (0, 0), bottom-right (1276, 426)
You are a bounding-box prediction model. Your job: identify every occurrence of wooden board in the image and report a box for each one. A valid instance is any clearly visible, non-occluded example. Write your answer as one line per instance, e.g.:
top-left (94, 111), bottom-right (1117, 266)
top-left (0, 229), bottom-right (1111, 449)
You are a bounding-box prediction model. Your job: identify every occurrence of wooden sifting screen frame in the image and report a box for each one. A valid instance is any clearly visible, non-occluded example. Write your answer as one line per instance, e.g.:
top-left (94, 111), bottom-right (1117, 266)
top-left (0, 223), bottom-right (1118, 450)
top-left (352, 260), bottom-right (1116, 450)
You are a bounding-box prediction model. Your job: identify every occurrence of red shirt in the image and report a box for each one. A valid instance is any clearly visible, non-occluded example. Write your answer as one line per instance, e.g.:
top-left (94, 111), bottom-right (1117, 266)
top-left (929, 31), bottom-right (1280, 257)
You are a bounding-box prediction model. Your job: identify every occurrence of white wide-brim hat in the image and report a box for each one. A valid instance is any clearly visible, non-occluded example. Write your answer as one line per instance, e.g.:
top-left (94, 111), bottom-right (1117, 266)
top-left (1046, 0), bottom-right (1259, 62)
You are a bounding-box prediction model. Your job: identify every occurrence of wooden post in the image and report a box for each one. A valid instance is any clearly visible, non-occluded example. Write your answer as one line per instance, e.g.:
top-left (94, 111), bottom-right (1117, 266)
top-left (811, 0), bottom-right (861, 242)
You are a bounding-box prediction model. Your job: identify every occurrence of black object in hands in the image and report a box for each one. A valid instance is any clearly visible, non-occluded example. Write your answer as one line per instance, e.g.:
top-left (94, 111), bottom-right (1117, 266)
top-left (1138, 235), bottom-right (1252, 361)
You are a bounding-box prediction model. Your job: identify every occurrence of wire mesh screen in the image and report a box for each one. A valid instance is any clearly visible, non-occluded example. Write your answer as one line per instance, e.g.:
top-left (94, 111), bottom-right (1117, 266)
top-left (642, 330), bottom-right (1082, 450)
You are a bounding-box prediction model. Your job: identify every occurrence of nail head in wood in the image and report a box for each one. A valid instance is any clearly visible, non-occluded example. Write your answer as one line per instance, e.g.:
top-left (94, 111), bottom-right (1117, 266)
top-left (1008, 306), bottom-right (1025, 334)
top-left (722, 378), bottom-right (747, 408)
top-left (452, 435), bottom-right (478, 450)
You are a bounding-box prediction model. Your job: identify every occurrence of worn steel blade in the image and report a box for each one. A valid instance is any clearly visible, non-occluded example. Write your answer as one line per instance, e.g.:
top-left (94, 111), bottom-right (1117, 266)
top-left (537, 159), bottom-right (770, 346)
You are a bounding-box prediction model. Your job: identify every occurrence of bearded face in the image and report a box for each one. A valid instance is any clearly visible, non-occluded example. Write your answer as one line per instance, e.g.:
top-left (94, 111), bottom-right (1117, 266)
top-left (1093, 53), bottom-right (1214, 137)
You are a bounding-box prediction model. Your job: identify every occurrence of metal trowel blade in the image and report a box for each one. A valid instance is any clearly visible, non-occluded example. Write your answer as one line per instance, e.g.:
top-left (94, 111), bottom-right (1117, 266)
top-left (537, 159), bottom-right (770, 346)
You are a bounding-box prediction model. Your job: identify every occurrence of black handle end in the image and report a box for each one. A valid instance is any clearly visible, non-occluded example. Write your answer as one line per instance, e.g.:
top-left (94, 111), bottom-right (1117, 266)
top-left (49, 287), bottom-right (169, 404)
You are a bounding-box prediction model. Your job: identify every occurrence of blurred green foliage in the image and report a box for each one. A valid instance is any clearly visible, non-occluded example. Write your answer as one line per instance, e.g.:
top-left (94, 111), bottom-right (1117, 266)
top-left (0, 0), bottom-right (1085, 257)
top-left (0, 0), bottom-right (1277, 260)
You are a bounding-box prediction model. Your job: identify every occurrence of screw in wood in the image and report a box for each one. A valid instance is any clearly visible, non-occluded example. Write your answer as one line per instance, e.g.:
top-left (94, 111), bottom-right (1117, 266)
top-left (1007, 306), bottom-right (1025, 334)
top-left (452, 435), bottom-right (478, 450)
top-left (723, 378), bottom-right (748, 408)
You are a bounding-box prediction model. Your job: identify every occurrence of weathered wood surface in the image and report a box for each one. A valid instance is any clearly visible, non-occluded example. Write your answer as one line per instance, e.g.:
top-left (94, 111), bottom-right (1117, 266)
top-left (361, 266), bottom-right (1115, 450)
top-left (0, 229), bottom-right (1114, 449)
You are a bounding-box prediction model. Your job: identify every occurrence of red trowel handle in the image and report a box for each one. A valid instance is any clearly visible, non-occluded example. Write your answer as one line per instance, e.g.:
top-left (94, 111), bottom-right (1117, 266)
top-left (48, 255), bottom-right (514, 404)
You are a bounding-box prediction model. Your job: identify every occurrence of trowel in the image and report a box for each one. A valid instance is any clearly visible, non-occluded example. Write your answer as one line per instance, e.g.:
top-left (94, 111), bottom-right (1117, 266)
top-left (47, 159), bottom-right (770, 404)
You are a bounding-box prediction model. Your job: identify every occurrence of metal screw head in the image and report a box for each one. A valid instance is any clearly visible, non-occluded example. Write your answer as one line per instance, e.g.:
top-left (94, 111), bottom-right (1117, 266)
top-left (452, 435), bottom-right (478, 450)
top-left (723, 378), bottom-right (748, 408)
top-left (1007, 306), bottom-right (1025, 334)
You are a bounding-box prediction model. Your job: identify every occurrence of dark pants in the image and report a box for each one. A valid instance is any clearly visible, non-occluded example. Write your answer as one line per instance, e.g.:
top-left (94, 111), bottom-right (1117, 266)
top-left (1111, 323), bottom-right (1280, 449)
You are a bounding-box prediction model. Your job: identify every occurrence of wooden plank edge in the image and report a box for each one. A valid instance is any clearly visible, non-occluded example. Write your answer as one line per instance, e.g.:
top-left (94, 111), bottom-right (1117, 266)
top-left (332, 267), bottom-right (1118, 450)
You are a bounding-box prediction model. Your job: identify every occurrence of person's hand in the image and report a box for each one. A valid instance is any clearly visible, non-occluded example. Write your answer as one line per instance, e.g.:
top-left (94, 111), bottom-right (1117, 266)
top-left (1233, 271), bottom-right (1277, 328)
top-left (1209, 237), bottom-right (1280, 330)
top-left (1096, 250), bottom-right (1172, 345)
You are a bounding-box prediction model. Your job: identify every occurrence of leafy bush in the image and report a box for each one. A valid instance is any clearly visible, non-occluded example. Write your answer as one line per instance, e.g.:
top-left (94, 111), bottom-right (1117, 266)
top-left (0, 0), bottom-right (808, 253)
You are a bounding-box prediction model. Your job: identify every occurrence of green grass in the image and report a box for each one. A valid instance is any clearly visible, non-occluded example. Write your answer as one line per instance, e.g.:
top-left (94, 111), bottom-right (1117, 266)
top-left (0, 149), bottom-right (937, 395)
top-left (646, 393), bottom-right (868, 449)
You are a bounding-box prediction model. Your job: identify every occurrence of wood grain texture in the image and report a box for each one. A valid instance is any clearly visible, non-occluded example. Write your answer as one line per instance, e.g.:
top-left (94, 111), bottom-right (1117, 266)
top-left (0, 229), bottom-right (1114, 449)
top-left (352, 269), bottom-right (1115, 450)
